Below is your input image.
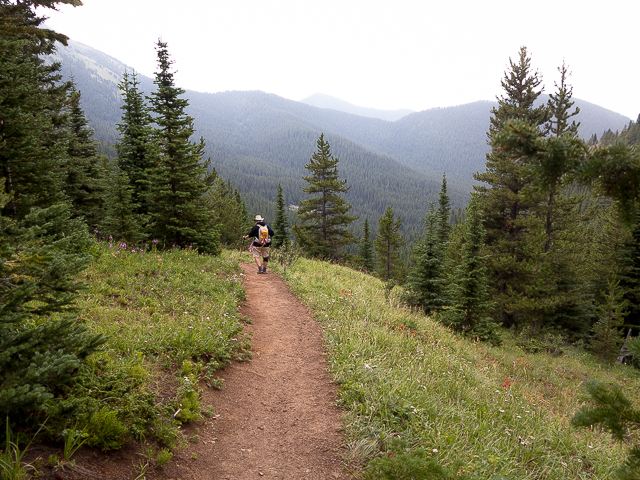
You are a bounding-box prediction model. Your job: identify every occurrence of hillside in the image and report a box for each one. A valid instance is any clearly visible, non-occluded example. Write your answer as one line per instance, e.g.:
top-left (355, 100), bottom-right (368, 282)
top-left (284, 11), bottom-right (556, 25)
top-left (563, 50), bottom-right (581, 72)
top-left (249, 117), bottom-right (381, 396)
top-left (278, 257), bottom-right (637, 478)
top-left (49, 39), bottom-right (633, 236)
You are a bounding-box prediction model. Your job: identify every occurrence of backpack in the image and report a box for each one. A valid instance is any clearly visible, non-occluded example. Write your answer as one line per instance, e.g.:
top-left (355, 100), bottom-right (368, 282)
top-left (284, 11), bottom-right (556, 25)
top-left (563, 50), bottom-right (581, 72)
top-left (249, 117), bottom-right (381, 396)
top-left (256, 225), bottom-right (270, 245)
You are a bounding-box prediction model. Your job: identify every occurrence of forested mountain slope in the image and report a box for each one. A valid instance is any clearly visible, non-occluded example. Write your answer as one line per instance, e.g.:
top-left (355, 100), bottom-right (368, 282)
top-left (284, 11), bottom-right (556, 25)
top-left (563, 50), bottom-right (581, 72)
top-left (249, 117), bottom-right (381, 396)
top-left (50, 38), bottom-right (633, 236)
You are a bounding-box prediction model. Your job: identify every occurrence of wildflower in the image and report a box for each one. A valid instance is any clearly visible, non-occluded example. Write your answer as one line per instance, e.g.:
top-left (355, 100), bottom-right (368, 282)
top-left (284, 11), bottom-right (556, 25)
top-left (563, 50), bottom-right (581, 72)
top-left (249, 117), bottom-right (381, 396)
top-left (132, 249), bottom-right (135, 253)
top-left (153, 239), bottom-right (158, 244)
top-left (109, 235), bottom-right (113, 240)
top-left (94, 229), bottom-right (98, 234)
top-left (432, 449), bottom-right (438, 453)
top-left (109, 244), bottom-right (112, 248)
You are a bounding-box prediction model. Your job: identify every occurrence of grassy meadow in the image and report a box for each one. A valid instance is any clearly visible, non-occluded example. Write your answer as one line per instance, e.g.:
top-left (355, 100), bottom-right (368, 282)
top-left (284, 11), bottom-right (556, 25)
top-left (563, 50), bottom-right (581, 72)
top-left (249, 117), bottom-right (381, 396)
top-left (273, 258), bottom-right (640, 479)
top-left (39, 242), bottom-right (250, 461)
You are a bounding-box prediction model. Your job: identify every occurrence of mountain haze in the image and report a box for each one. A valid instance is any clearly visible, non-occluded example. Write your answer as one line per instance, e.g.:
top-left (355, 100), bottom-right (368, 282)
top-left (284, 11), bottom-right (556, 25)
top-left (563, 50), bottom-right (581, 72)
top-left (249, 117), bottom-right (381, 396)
top-left (49, 39), bottom-right (633, 238)
top-left (300, 93), bottom-right (414, 121)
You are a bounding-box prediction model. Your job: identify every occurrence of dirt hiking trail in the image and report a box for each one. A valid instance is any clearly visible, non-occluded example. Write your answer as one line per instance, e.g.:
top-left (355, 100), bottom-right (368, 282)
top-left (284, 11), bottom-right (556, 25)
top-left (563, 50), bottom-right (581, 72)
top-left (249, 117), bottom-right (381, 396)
top-left (161, 262), bottom-right (349, 479)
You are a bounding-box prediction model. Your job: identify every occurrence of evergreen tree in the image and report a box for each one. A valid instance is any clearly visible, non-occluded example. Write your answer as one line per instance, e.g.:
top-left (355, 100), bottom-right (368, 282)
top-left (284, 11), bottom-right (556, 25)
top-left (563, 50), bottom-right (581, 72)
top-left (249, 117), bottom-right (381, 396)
top-left (272, 183), bottom-right (290, 249)
top-left (357, 218), bottom-right (375, 273)
top-left (115, 70), bottom-right (155, 218)
top-left (572, 380), bottom-right (640, 479)
top-left (542, 61), bottom-right (580, 252)
top-left (374, 206), bottom-right (406, 282)
top-left (620, 211), bottom-right (640, 332)
top-left (546, 60), bottom-right (580, 139)
top-left (491, 120), bottom-right (595, 335)
top-left (443, 194), bottom-right (499, 344)
top-left (146, 40), bottom-right (220, 253)
top-left (202, 175), bottom-right (251, 249)
top-left (63, 82), bottom-right (109, 230)
top-left (436, 173), bottom-right (452, 248)
top-left (293, 134), bottom-right (357, 260)
top-left (590, 277), bottom-right (627, 363)
top-left (0, 1), bottom-right (105, 423)
top-left (474, 46), bottom-right (551, 329)
top-left (0, 2), bottom-right (70, 219)
top-left (100, 165), bottom-right (144, 243)
top-left (404, 203), bottom-right (447, 314)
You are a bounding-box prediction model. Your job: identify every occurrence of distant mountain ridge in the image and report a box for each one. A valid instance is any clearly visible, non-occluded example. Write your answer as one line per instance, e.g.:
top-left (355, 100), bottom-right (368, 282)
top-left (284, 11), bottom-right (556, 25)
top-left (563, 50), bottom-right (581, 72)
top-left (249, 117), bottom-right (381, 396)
top-left (300, 93), bottom-right (414, 121)
top-left (49, 38), bottom-right (633, 238)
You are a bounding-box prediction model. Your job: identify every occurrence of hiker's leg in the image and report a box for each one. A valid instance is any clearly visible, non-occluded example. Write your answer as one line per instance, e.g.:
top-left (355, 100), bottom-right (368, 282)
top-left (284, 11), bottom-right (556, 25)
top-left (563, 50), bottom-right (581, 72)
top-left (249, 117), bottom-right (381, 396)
top-left (262, 247), bottom-right (270, 273)
top-left (252, 246), bottom-right (262, 270)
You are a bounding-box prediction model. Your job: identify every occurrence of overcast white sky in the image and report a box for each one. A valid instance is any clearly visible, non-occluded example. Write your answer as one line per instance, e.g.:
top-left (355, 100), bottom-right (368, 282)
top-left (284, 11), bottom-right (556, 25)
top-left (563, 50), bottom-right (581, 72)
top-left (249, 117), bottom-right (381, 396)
top-left (41, 0), bottom-right (639, 119)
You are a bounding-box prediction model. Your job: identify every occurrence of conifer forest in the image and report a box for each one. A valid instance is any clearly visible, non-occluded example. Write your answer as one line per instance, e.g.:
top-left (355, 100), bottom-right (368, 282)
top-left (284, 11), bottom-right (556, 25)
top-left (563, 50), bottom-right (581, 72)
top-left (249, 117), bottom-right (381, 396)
top-left (4, 1), bottom-right (640, 478)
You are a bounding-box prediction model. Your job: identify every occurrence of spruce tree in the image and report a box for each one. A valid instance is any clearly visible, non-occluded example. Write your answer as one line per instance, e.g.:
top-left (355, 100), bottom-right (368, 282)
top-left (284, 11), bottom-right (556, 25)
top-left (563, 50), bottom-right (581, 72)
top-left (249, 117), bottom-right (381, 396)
top-left (542, 61), bottom-right (580, 252)
top-left (547, 60), bottom-right (580, 138)
top-left (202, 175), bottom-right (251, 249)
top-left (0, 2), bottom-right (70, 219)
top-left (0, 1), bottom-right (105, 422)
top-left (115, 70), bottom-right (155, 219)
top-left (100, 165), bottom-right (144, 243)
top-left (293, 134), bottom-right (357, 260)
top-left (357, 218), bottom-right (375, 273)
top-left (474, 46), bottom-right (551, 329)
top-left (590, 278), bottom-right (627, 363)
top-left (146, 40), bottom-right (220, 253)
top-left (404, 203), bottom-right (447, 314)
top-left (443, 194), bottom-right (499, 344)
top-left (572, 380), bottom-right (640, 479)
top-left (620, 211), bottom-right (640, 332)
top-left (491, 120), bottom-right (595, 335)
top-left (272, 183), bottom-right (290, 249)
top-left (436, 173), bottom-right (452, 249)
top-left (63, 82), bottom-right (109, 230)
top-left (374, 206), bottom-right (406, 282)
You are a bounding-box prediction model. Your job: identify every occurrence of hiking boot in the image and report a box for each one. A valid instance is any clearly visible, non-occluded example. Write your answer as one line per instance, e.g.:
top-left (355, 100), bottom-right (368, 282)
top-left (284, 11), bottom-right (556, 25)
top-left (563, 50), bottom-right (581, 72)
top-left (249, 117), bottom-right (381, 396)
top-left (257, 266), bottom-right (263, 274)
top-left (262, 267), bottom-right (267, 274)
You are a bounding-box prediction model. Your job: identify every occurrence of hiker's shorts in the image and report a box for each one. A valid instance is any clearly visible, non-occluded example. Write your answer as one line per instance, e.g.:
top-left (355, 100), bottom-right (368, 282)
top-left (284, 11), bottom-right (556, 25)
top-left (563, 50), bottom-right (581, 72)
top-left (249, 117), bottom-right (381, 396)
top-left (252, 245), bottom-right (270, 261)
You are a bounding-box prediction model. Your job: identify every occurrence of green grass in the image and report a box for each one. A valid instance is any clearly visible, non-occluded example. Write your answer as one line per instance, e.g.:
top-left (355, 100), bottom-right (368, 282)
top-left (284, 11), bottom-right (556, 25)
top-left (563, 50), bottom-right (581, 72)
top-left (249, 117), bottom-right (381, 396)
top-left (274, 258), bottom-right (640, 479)
top-left (42, 241), bottom-right (250, 453)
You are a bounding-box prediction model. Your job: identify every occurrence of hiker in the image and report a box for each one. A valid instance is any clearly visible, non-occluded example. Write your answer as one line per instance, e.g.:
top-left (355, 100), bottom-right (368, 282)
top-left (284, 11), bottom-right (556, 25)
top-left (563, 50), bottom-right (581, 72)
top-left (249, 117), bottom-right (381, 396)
top-left (243, 214), bottom-right (275, 274)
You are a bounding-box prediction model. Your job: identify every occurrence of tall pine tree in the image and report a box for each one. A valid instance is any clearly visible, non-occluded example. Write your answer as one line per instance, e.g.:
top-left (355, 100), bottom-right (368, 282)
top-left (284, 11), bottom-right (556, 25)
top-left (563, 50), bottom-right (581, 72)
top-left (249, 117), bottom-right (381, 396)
top-left (146, 40), bottom-right (220, 253)
top-left (436, 173), bottom-right (452, 248)
top-left (0, 0), bottom-right (105, 424)
top-left (272, 183), bottom-right (290, 249)
top-left (474, 46), bottom-right (550, 329)
top-left (443, 194), bottom-right (499, 344)
top-left (357, 218), bottom-right (375, 273)
top-left (404, 203), bottom-right (447, 314)
top-left (115, 70), bottom-right (156, 219)
top-left (293, 134), bottom-right (357, 260)
top-left (374, 206), bottom-right (406, 282)
top-left (63, 82), bottom-right (109, 231)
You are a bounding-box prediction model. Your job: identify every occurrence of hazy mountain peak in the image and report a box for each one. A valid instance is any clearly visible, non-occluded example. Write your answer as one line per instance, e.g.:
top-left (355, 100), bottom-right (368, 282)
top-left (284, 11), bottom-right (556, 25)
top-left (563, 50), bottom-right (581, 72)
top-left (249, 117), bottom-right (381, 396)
top-left (300, 93), bottom-right (413, 122)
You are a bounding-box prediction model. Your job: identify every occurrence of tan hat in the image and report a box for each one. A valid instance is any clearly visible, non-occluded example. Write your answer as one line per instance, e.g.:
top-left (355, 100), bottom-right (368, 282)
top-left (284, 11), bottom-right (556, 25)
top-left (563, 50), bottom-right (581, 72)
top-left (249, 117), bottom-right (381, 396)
top-left (254, 214), bottom-right (264, 222)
